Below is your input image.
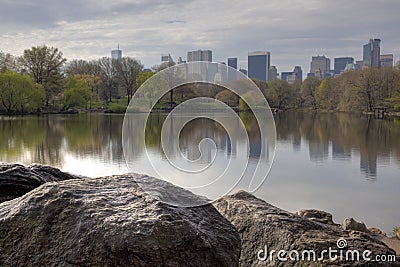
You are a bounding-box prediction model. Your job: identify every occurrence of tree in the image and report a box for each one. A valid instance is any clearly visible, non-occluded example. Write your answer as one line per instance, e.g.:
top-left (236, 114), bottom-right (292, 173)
top-left (266, 79), bottom-right (294, 109)
top-left (215, 89), bottom-right (239, 107)
top-left (316, 78), bottom-right (337, 109)
top-left (0, 70), bottom-right (45, 114)
top-left (0, 52), bottom-right (18, 72)
top-left (21, 46), bottom-right (66, 107)
top-left (136, 71), bottom-right (156, 89)
top-left (301, 76), bottom-right (321, 109)
top-left (98, 57), bottom-right (118, 104)
top-left (116, 57), bottom-right (143, 104)
top-left (63, 76), bottom-right (92, 110)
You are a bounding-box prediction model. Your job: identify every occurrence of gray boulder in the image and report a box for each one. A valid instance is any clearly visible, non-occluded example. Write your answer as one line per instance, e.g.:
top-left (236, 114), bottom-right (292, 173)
top-left (0, 163), bottom-right (79, 203)
top-left (213, 190), bottom-right (398, 267)
top-left (343, 218), bottom-right (368, 233)
top-left (0, 174), bottom-right (240, 267)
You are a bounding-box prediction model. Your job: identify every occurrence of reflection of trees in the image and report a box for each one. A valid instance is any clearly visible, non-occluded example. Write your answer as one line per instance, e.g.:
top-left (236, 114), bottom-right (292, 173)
top-left (274, 111), bottom-right (400, 179)
top-left (0, 114), bottom-right (125, 166)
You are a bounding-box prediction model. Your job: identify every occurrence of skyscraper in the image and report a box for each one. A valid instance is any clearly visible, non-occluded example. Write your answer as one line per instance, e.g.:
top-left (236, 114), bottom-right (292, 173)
top-left (268, 66), bottom-right (278, 81)
top-left (227, 57), bottom-right (238, 69)
top-left (161, 54), bottom-right (174, 63)
top-left (334, 57), bottom-right (354, 75)
top-left (310, 56), bottom-right (330, 78)
top-left (380, 54), bottom-right (394, 68)
top-left (363, 39), bottom-right (381, 68)
top-left (111, 44), bottom-right (122, 60)
top-left (187, 50), bottom-right (212, 62)
top-left (293, 66), bottom-right (302, 81)
top-left (248, 51), bottom-right (270, 81)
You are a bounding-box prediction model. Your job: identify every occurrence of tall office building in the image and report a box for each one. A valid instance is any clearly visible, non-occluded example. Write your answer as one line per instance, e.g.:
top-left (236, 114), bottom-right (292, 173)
top-left (268, 66), bottom-right (278, 81)
top-left (293, 66), bottom-right (302, 81)
top-left (380, 54), bottom-right (394, 68)
top-left (161, 54), bottom-right (174, 63)
top-left (310, 56), bottom-right (330, 78)
top-left (281, 72), bottom-right (292, 82)
top-left (281, 66), bottom-right (302, 84)
top-left (363, 38), bottom-right (381, 68)
top-left (187, 50), bottom-right (212, 62)
top-left (227, 57), bottom-right (238, 69)
top-left (111, 44), bottom-right (122, 60)
top-left (334, 57), bottom-right (354, 75)
top-left (248, 51), bottom-right (270, 81)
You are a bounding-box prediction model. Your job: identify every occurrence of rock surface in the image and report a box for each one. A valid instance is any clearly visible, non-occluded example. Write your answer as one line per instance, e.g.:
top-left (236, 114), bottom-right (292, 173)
top-left (343, 218), bottom-right (368, 233)
top-left (0, 163), bottom-right (79, 203)
top-left (0, 174), bottom-right (241, 267)
top-left (296, 209), bottom-right (334, 225)
top-left (213, 191), bottom-right (399, 267)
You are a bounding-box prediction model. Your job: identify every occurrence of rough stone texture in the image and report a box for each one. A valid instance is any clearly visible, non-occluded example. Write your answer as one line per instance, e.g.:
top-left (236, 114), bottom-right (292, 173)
top-left (213, 190), bottom-right (399, 267)
top-left (0, 174), bottom-right (240, 267)
top-left (397, 229), bottom-right (400, 240)
top-left (296, 209), bottom-right (334, 225)
top-left (0, 163), bottom-right (80, 203)
top-left (368, 227), bottom-right (387, 237)
top-left (343, 218), bottom-right (368, 233)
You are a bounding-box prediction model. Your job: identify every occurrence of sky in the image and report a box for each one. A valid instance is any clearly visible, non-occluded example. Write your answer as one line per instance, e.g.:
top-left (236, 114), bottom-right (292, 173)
top-left (0, 0), bottom-right (399, 73)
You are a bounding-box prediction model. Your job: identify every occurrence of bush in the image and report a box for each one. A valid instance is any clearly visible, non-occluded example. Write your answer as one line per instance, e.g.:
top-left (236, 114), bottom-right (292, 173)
top-left (108, 103), bottom-right (127, 113)
top-left (394, 103), bottom-right (400, 112)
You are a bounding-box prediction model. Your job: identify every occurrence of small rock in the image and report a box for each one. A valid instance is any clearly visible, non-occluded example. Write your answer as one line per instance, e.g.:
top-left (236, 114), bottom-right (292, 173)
top-left (369, 227), bottom-right (387, 236)
top-left (0, 163), bottom-right (80, 203)
top-left (296, 209), bottom-right (334, 224)
top-left (343, 218), bottom-right (368, 232)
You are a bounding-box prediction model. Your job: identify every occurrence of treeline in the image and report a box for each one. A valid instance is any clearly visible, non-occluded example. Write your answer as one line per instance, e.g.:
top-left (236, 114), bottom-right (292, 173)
top-left (0, 46), bottom-right (166, 114)
top-left (1, 46), bottom-right (400, 114)
top-left (256, 65), bottom-right (400, 113)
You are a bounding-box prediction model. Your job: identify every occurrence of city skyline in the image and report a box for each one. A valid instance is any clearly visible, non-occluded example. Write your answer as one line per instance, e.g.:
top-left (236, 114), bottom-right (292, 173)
top-left (0, 0), bottom-right (399, 74)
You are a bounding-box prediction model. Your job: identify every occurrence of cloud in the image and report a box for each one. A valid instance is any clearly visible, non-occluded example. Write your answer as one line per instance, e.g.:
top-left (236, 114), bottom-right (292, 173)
top-left (0, 0), bottom-right (399, 72)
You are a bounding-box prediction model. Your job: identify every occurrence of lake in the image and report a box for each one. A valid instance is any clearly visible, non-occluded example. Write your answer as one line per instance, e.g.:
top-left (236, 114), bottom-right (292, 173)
top-left (1, 111), bottom-right (399, 234)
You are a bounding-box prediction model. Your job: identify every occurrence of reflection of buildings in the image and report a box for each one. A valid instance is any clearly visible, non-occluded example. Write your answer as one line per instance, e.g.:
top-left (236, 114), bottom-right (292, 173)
top-left (332, 143), bottom-right (351, 160)
top-left (360, 153), bottom-right (377, 180)
top-left (308, 140), bottom-right (329, 162)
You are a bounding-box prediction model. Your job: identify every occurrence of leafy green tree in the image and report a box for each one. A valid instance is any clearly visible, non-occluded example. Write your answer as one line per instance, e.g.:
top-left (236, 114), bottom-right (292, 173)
top-left (215, 89), bottom-right (238, 107)
top-left (136, 71), bottom-right (156, 89)
top-left (21, 46), bottom-right (66, 107)
top-left (63, 76), bottom-right (92, 109)
top-left (266, 79), bottom-right (294, 109)
top-left (0, 70), bottom-right (45, 114)
top-left (301, 76), bottom-right (321, 109)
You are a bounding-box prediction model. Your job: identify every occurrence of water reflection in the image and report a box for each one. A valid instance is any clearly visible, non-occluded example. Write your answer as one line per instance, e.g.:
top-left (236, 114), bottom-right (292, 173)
top-left (274, 111), bottom-right (400, 179)
top-left (1, 112), bottom-right (400, 180)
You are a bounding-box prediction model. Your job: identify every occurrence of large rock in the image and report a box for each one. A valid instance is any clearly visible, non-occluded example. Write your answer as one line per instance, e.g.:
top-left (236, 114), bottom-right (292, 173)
top-left (213, 190), bottom-right (399, 267)
top-left (0, 174), bottom-right (240, 267)
top-left (0, 163), bottom-right (79, 203)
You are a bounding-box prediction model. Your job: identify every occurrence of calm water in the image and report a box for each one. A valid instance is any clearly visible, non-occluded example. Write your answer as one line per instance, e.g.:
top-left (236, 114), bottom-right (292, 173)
top-left (1, 112), bottom-right (399, 233)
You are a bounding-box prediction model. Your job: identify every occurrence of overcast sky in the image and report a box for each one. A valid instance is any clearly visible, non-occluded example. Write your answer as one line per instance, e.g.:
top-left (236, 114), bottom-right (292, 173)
top-left (0, 0), bottom-right (399, 73)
